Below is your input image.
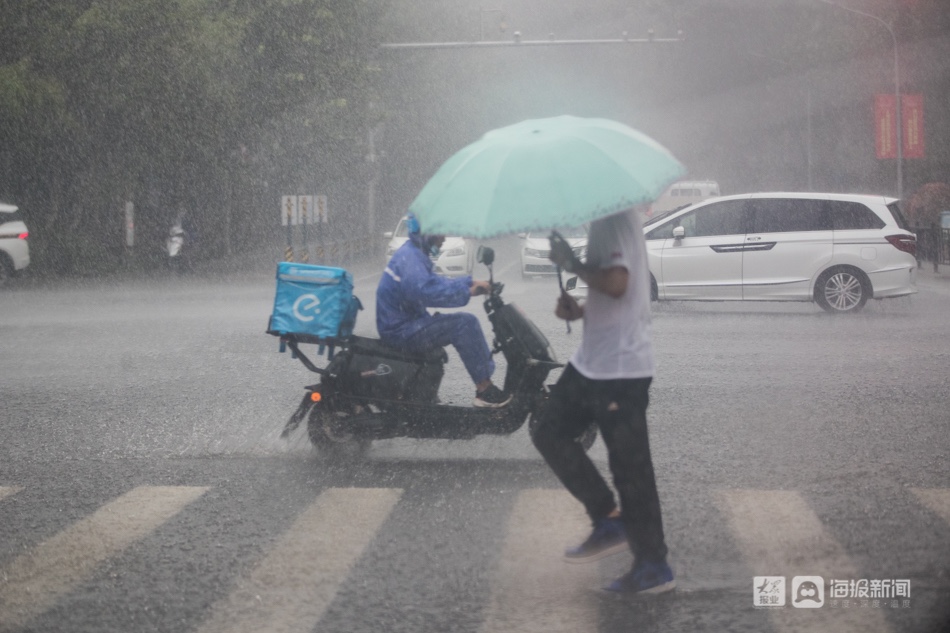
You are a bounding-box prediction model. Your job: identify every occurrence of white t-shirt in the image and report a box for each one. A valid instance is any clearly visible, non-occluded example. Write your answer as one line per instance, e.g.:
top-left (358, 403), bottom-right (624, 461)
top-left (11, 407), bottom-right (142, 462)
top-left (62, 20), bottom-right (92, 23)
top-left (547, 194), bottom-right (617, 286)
top-left (570, 209), bottom-right (655, 380)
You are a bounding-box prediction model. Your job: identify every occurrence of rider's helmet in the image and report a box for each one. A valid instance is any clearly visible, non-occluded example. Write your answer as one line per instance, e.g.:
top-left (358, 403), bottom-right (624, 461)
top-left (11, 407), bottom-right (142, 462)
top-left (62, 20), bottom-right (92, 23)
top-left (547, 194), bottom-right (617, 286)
top-left (406, 212), bottom-right (444, 257)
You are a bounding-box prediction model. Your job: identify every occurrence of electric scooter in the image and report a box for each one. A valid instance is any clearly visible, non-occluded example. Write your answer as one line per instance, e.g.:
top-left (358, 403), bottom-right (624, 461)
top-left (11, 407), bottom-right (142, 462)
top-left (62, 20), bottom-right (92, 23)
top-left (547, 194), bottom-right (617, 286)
top-left (274, 246), bottom-right (596, 456)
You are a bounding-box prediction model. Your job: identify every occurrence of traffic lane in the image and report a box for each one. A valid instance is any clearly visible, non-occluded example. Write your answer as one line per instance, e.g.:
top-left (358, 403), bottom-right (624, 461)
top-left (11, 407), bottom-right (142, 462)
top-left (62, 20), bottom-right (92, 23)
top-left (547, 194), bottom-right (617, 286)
top-left (0, 276), bottom-right (304, 460)
top-left (647, 290), bottom-right (947, 486)
top-left (2, 255), bottom-right (945, 461)
top-left (1, 258), bottom-right (945, 472)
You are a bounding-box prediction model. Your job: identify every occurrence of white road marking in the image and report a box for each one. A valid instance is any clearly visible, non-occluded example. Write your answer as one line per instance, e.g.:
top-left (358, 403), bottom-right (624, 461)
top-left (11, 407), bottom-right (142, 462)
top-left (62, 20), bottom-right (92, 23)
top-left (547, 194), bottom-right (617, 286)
top-left (0, 485), bottom-right (208, 632)
top-left (0, 487), bottom-right (20, 502)
top-left (479, 489), bottom-right (600, 633)
top-left (717, 489), bottom-right (890, 633)
top-left (911, 488), bottom-right (950, 525)
top-left (194, 487), bottom-right (402, 633)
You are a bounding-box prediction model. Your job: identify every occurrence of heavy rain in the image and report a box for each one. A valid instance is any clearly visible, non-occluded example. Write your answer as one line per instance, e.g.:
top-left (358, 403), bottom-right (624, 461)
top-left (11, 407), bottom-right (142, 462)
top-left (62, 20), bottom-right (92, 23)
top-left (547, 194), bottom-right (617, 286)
top-left (1, 1), bottom-right (949, 632)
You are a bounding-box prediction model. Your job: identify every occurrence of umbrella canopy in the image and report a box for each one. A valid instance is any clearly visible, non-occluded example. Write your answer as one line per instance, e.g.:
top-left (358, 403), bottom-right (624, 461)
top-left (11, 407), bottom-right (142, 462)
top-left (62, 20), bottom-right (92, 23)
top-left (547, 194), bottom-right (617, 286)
top-left (409, 115), bottom-right (686, 238)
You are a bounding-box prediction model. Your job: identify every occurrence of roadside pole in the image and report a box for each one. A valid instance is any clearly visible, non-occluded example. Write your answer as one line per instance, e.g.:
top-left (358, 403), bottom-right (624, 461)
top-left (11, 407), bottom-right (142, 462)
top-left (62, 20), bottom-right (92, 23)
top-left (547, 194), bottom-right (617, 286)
top-left (281, 195), bottom-right (298, 262)
top-left (299, 195), bottom-right (314, 263)
top-left (124, 201), bottom-right (134, 267)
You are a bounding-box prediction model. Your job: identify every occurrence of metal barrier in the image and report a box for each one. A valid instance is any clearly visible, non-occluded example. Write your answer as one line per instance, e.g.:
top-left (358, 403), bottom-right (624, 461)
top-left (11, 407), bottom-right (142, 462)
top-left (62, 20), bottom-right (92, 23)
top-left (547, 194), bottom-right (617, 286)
top-left (914, 227), bottom-right (950, 269)
top-left (286, 237), bottom-right (382, 266)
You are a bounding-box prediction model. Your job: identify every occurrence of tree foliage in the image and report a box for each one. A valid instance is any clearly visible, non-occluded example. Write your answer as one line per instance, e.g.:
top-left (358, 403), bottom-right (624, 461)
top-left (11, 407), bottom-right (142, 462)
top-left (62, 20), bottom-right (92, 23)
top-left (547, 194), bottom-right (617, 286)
top-left (0, 0), bottom-right (383, 275)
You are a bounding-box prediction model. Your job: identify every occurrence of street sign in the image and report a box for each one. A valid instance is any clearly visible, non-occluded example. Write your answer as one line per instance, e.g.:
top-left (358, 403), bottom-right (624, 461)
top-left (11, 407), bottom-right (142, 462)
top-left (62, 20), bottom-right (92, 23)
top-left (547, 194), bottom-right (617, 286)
top-left (281, 195), bottom-right (299, 226)
top-left (316, 195), bottom-right (328, 223)
top-left (902, 93), bottom-right (925, 159)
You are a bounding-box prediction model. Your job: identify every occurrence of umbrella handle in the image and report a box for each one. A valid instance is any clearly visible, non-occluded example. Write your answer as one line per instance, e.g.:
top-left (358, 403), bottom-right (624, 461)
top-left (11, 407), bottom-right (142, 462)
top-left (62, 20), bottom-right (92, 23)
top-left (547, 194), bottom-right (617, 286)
top-left (556, 267), bottom-right (571, 334)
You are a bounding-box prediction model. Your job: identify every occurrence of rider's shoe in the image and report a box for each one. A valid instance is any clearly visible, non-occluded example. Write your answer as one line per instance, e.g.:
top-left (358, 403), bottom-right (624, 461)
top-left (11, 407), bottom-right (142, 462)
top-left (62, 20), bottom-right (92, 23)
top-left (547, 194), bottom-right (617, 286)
top-left (474, 384), bottom-right (512, 408)
top-left (564, 516), bottom-right (628, 563)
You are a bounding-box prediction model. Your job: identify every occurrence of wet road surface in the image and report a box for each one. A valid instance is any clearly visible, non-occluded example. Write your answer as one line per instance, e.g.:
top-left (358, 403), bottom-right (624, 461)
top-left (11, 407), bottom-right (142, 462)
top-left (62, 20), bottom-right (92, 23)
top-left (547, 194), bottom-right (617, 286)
top-left (2, 238), bottom-right (949, 632)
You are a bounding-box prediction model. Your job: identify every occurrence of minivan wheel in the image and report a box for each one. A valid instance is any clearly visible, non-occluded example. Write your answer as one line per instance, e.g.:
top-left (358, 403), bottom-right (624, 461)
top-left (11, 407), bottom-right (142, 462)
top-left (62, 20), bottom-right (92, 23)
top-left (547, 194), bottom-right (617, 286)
top-left (815, 267), bottom-right (869, 314)
top-left (650, 274), bottom-right (659, 302)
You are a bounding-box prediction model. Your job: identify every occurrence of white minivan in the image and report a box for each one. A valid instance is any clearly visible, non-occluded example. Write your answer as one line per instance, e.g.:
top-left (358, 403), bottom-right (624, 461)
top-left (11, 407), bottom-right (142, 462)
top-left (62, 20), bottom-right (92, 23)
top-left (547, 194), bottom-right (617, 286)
top-left (642, 192), bottom-right (917, 313)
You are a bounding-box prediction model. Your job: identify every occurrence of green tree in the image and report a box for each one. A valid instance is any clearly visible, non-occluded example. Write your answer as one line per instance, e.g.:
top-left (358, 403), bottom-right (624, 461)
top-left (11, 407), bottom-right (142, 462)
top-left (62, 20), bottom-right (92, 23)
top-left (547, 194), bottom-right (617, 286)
top-left (0, 0), bottom-right (384, 276)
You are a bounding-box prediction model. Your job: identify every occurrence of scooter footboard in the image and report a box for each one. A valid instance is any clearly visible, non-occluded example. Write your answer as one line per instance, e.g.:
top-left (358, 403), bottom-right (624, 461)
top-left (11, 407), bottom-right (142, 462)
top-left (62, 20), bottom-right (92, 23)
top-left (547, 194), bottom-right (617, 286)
top-left (326, 395), bottom-right (531, 440)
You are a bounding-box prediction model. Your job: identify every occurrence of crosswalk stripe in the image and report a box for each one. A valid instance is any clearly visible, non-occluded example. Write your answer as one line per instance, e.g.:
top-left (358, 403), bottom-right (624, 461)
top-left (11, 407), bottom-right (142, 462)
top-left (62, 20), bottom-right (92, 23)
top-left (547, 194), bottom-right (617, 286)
top-left (910, 488), bottom-right (950, 525)
top-left (194, 487), bottom-right (402, 633)
top-left (0, 485), bottom-right (208, 632)
top-left (0, 487), bottom-right (20, 502)
top-left (717, 489), bottom-right (890, 633)
top-left (479, 489), bottom-right (600, 633)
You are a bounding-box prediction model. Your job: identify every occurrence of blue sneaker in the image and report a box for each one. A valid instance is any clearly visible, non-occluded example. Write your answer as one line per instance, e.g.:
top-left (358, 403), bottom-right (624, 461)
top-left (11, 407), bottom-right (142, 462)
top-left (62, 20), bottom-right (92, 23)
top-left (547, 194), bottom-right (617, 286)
top-left (604, 560), bottom-right (676, 595)
top-left (563, 516), bottom-right (628, 563)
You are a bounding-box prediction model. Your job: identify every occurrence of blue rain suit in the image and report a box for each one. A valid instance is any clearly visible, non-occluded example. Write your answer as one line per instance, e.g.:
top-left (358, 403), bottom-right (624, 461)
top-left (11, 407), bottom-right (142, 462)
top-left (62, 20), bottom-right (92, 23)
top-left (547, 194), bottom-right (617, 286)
top-left (376, 238), bottom-right (495, 384)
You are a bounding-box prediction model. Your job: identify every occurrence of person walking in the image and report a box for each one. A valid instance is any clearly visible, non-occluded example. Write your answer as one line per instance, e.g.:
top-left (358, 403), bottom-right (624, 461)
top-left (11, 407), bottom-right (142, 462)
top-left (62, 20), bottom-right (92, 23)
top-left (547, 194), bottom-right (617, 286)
top-left (531, 207), bottom-right (674, 595)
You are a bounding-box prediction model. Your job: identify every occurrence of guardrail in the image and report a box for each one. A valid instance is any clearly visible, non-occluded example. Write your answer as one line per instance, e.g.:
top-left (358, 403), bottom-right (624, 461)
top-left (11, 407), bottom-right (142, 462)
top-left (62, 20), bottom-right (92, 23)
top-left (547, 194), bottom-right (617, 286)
top-left (914, 226), bottom-right (950, 269)
top-left (283, 237), bottom-right (382, 267)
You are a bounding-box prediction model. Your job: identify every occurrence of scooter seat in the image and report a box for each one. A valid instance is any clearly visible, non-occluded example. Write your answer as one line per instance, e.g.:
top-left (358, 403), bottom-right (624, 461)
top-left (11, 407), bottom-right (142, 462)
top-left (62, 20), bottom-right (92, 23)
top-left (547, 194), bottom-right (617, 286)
top-left (348, 335), bottom-right (448, 365)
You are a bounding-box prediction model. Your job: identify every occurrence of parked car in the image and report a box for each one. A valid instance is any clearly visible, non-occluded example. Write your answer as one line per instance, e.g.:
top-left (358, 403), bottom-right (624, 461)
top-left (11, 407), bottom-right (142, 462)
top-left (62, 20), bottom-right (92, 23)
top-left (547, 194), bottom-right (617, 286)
top-left (521, 225), bottom-right (587, 278)
top-left (383, 215), bottom-right (475, 276)
top-left (0, 202), bottom-right (30, 286)
top-left (642, 192), bottom-right (917, 313)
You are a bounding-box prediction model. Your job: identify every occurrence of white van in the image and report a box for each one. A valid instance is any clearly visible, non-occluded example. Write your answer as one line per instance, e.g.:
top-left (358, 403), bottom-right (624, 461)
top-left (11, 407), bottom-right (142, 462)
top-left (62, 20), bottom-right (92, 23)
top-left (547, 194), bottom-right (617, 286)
top-left (642, 192), bottom-right (917, 313)
top-left (649, 180), bottom-right (720, 217)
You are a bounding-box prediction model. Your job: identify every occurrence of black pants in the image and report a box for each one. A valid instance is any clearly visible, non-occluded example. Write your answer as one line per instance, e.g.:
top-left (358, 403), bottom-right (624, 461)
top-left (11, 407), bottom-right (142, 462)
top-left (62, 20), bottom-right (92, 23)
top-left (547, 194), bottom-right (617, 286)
top-left (531, 363), bottom-right (668, 565)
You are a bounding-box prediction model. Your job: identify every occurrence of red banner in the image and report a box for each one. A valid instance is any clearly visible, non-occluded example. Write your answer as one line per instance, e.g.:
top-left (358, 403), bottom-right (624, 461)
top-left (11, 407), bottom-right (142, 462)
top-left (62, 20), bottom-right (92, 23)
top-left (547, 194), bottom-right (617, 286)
top-left (875, 94), bottom-right (897, 159)
top-left (902, 93), bottom-right (925, 159)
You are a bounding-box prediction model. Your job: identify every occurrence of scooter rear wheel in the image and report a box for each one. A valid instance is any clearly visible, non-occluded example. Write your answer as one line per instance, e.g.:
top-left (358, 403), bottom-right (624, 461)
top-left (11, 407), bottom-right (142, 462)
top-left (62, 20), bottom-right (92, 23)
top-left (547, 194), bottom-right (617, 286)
top-left (307, 408), bottom-right (371, 459)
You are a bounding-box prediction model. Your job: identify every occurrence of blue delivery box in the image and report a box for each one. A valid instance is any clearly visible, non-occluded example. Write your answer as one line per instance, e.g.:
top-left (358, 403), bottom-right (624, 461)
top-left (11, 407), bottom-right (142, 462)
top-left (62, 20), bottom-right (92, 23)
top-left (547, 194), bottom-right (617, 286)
top-left (268, 262), bottom-right (361, 341)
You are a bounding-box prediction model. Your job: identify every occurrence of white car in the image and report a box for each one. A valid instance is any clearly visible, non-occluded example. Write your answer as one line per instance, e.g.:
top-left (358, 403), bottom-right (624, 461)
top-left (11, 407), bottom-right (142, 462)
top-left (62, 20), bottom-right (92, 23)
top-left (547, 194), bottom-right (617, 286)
top-left (0, 202), bottom-right (30, 286)
top-left (384, 216), bottom-right (475, 276)
top-left (642, 192), bottom-right (918, 313)
top-left (521, 226), bottom-right (587, 278)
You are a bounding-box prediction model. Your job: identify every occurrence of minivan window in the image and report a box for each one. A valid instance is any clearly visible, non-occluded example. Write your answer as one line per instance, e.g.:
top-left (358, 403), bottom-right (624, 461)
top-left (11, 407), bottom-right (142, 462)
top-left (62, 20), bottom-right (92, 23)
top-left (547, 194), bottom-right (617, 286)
top-left (647, 200), bottom-right (747, 240)
top-left (828, 201), bottom-right (885, 230)
top-left (886, 202), bottom-right (911, 230)
top-left (750, 198), bottom-right (830, 233)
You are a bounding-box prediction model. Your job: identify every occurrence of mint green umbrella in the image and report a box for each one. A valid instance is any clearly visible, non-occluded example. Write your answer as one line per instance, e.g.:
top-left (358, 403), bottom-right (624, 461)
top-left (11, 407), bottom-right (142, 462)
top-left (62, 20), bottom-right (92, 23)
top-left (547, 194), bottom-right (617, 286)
top-left (409, 115), bottom-right (686, 238)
